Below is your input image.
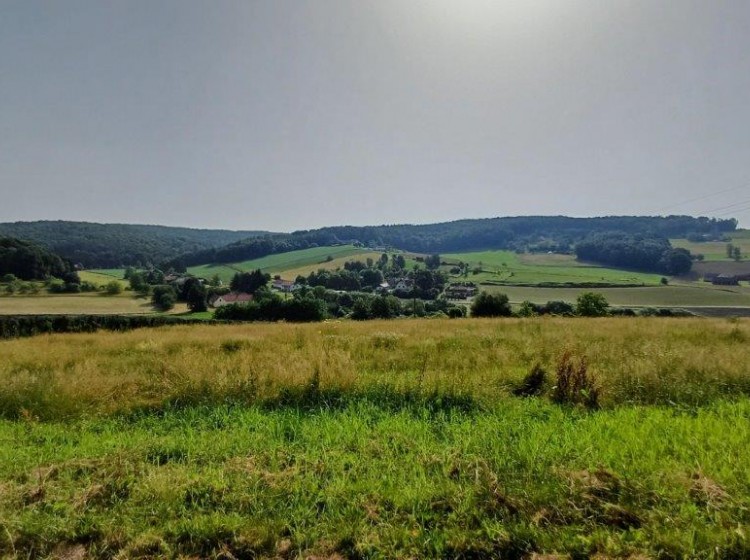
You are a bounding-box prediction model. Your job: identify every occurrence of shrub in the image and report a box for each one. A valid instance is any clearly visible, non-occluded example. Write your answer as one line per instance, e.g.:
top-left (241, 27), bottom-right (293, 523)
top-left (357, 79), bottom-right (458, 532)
top-left (517, 300), bottom-right (538, 317)
top-left (470, 292), bottom-right (512, 317)
top-left (151, 285), bottom-right (177, 311)
top-left (105, 280), bottom-right (123, 295)
top-left (576, 292), bottom-right (609, 317)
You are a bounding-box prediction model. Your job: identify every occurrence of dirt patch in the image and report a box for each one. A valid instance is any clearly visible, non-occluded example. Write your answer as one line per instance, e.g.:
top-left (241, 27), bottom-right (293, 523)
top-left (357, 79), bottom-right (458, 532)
top-left (52, 543), bottom-right (87, 560)
top-left (689, 472), bottom-right (730, 509)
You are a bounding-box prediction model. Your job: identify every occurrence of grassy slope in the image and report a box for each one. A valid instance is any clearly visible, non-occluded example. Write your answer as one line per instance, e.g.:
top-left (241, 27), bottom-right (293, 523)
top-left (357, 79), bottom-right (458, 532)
top-left (187, 245), bottom-right (373, 283)
top-left (1, 318), bottom-right (750, 558)
top-left (442, 250), bottom-right (664, 286)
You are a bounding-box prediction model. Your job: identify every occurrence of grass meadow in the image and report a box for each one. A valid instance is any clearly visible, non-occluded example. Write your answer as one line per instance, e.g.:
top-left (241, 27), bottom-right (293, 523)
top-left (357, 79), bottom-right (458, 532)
top-left (1, 318), bottom-right (750, 558)
top-left (442, 250), bottom-right (663, 286)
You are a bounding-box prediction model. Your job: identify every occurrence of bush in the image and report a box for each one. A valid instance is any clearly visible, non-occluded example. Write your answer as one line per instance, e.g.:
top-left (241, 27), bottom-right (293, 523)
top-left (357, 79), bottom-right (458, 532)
top-left (540, 301), bottom-right (575, 316)
top-left (470, 292), bottom-right (512, 317)
top-left (447, 307), bottom-right (465, 319)
top-left (104, 280), bottom-right (123, 295)
top-left (151, 285), bottom-right (177, 311)
top-left (576, 292), bottom-right (609, 317)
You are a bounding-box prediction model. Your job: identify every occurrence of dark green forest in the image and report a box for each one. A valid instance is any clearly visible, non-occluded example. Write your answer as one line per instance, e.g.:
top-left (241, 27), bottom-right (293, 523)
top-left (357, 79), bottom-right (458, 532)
top-left (0, 237), bottom-right (74, 281)
top-left (0, 221), bottom-right (269, 268)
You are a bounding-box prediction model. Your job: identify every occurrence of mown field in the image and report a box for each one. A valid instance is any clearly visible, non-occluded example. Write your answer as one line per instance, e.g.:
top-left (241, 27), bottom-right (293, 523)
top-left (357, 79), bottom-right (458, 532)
top-left (1, 318), bottom-right (749, 559)
top-left (0, 293), bottom-right (188, 316)
top-left (442, 250), bottom-right (663, 286)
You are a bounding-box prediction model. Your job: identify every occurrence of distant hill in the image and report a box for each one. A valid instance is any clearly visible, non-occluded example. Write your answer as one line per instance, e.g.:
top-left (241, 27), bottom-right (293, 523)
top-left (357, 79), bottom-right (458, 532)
top-left (168, 215), bottom-right (737, 269)
top-left (0, 221), bottom-right (269, 268)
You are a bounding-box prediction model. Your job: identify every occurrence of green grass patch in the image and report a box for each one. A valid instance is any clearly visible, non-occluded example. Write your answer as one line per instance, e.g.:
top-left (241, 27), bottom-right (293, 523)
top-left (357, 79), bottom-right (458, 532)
top-left (443, 250), bottom-right (664, 286)
top-left (88, 268), bottom-right (127, 279)
top-left (1, 400), bottom-right (749, 558)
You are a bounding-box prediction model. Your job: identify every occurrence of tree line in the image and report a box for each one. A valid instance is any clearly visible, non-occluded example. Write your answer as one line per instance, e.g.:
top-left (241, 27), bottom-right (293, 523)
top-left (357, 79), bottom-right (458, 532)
top-left (0, 315), bottom-right (208, 339)
top-left (574, 233), bottom-right (693, 275)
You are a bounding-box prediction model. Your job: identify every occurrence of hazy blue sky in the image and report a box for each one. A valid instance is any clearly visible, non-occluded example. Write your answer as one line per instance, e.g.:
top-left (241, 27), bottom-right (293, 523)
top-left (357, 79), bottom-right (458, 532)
top-left (1, 1), bottom-right (749, 230)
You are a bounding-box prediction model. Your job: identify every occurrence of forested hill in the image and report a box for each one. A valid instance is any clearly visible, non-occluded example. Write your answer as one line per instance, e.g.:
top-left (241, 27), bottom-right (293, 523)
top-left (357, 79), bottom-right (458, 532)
top-left (0, 237), bottom-right (74, 280)
top-left (166, 215), bottom-right (737, 268)
top-left (0, 221), bottom-right (269, 268)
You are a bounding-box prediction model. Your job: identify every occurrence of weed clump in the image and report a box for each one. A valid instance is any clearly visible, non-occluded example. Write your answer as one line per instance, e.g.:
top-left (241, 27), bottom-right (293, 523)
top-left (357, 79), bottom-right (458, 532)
top-left (551, 351), bottom-right (600, 409)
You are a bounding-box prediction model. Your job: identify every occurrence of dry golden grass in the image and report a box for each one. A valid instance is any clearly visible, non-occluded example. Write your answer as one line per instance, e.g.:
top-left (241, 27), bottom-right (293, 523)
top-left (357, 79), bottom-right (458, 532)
top-left (2, 317), bottom-right (749, 418)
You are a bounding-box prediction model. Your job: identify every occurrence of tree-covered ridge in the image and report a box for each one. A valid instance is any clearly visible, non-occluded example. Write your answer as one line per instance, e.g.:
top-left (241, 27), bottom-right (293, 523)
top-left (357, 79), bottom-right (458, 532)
top-left (170, 215), bottom-right (736, 268)
top-left (0, 221), bottom-right (269, 268)
top-left (0, 237), bottom-right (74, 280)
top-left (575, 233), bottom-right (693, 275)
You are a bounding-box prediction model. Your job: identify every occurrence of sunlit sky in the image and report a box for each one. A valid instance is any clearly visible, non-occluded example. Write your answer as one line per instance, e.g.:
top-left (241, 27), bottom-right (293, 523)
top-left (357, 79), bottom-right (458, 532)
top-left (2, 1), bottom-right (749, 230)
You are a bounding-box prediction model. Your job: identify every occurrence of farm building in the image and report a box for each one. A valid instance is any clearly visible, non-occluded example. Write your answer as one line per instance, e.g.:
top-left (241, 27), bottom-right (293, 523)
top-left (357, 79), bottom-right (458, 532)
top-left (711, 274), bottom-right (740, 286)
top-left (272, 278), bottom-right (298, 292)
top-left (209, 292), bottom-right (253, 307)
top-left (393, 279), bottom-right (414, 292)
top-left (444, 283), bottom-right (478, 299)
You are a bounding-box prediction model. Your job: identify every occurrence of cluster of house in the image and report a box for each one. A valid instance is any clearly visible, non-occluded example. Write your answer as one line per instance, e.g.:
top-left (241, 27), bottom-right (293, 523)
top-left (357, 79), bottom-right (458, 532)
top-left (207, 278), bottom-right (480, 308)
top-left (208, 277), bottom-right (300, 308)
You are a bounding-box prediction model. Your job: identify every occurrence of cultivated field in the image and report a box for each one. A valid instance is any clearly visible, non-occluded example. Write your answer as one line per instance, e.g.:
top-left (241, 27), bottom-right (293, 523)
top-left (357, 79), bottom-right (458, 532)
top-left (1, 318), bottom-right (749, 558)
top-left (442, 250), bottom-right (663, 286)
top-left (186, 245), bottom-right (376, 283)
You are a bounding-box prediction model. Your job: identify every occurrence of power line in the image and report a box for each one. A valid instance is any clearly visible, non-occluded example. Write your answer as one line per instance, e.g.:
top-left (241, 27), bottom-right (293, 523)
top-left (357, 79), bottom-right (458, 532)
top-left (654, 182), bottom-right (750, 214)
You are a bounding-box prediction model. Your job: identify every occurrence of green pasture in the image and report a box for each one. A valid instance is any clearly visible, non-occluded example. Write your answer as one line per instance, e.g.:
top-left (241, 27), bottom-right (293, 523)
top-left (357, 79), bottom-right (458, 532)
top-left (443, 250), bottom-right (664, 286)
top-left (88, 268), bottom-right (127, 278)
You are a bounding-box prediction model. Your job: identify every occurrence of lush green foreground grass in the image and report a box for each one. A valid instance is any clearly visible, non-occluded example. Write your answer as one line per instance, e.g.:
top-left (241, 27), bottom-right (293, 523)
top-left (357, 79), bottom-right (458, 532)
top-left (3, 401), bottom-right (749, 559)
top-left (1, 319), bottom-right (750, 558)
